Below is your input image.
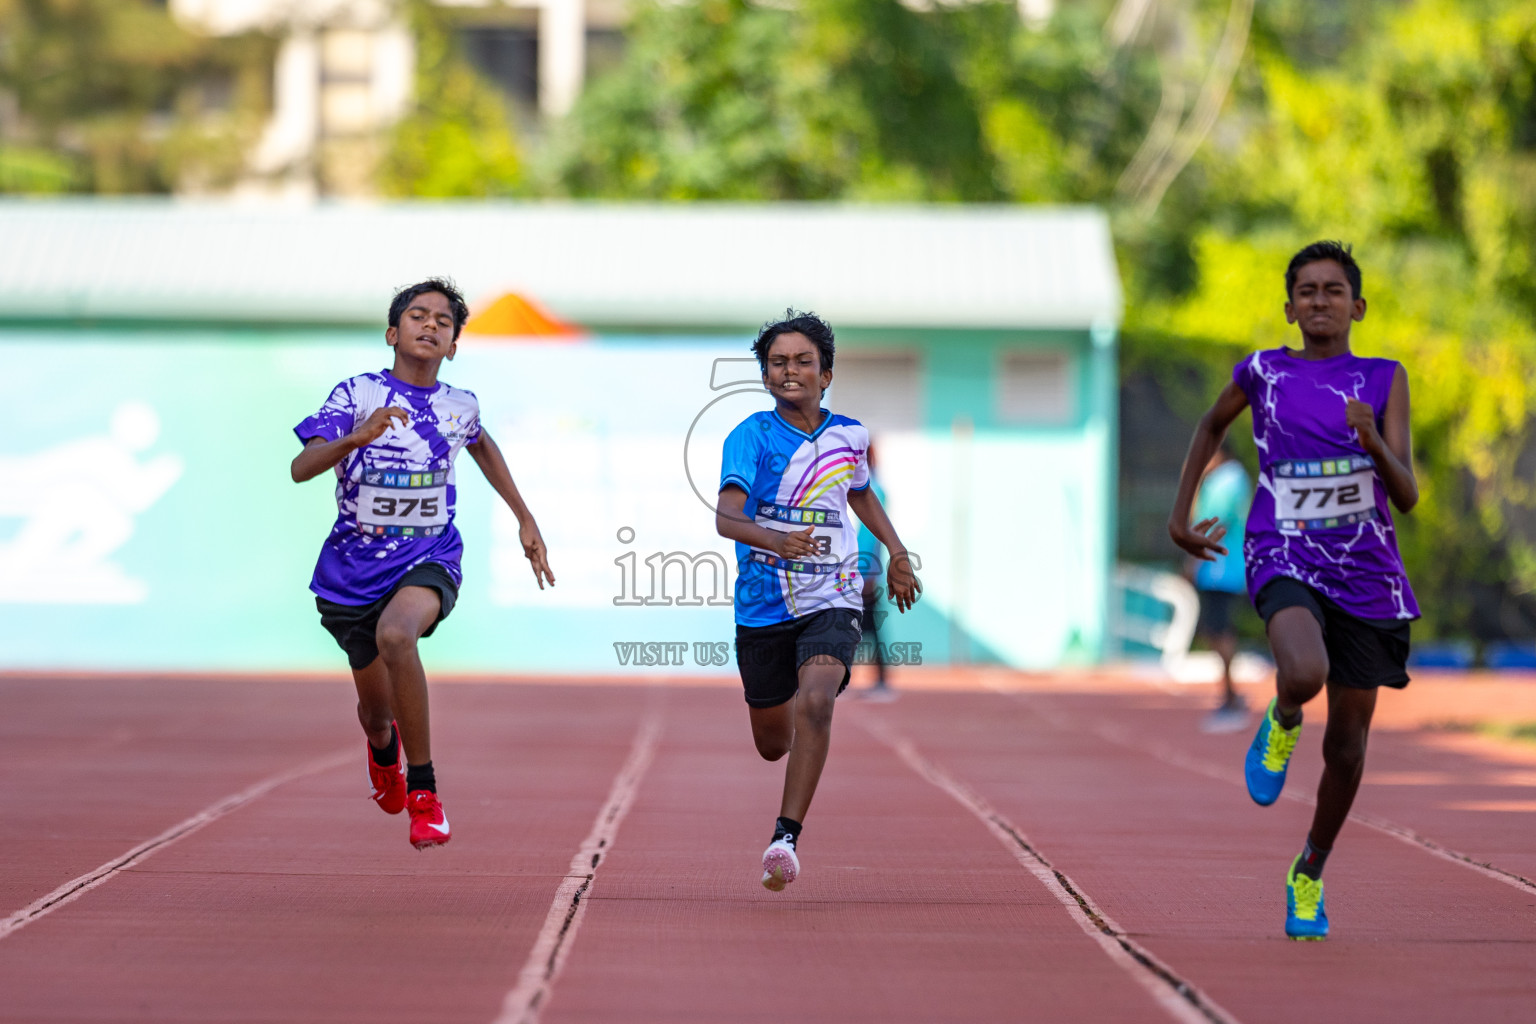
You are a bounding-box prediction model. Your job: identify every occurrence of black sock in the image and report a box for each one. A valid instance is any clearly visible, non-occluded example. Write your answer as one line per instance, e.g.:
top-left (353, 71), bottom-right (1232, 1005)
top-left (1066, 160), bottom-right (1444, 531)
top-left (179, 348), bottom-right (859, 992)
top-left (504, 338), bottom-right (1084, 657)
top-left (369, 725), bottom-right (400, 767)
top-left (773, 816), bottom-right (802, 849)
top-left (1296, 836), bottom-right (1330, 880)
top-left (406, 761), bottom-right (436, 794)
top-left (1274, 703), bottom-right (1302, 730)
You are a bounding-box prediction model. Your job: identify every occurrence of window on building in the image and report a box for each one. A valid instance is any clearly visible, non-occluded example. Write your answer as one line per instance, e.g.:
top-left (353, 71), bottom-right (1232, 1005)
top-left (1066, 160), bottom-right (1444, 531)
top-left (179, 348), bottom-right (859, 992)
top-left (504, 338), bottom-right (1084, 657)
top-left (828, 351), bottom-right (922, 434)
top-left (460, 24), bottom-right (539, 113)
top-left (996, 349), bottom-right (1076, 425)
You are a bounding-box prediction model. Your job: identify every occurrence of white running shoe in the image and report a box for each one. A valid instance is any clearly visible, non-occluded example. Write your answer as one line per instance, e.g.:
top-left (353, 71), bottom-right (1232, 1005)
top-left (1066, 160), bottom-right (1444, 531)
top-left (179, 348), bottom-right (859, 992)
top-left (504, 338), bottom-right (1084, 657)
top-left (761, 836), bottom-right (800, 892)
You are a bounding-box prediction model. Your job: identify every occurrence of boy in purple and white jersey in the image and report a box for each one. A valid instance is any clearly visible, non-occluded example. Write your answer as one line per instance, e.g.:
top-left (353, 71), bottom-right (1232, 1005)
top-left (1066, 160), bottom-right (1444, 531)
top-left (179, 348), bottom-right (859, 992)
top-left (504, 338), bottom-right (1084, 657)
top-left (1170, 242), bottom-right (1419, 940)
top-left (292, 279), bottom-right (555, 850)
top-left (715, 311), bottom-right (920, 891)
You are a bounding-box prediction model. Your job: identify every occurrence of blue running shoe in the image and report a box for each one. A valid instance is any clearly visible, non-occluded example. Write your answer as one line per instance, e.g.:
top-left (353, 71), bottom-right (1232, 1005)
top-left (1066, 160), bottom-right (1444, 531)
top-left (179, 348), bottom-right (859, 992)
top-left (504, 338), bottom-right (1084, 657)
top-left (1285, 856), bottom-right (1328, 940)
top-left (1244, 698), bottom-right (1301, 806)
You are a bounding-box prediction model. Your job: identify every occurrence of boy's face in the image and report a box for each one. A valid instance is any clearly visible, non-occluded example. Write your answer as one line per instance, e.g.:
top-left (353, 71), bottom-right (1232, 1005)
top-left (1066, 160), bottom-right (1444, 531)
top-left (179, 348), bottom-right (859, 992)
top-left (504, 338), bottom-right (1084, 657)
top-left (386, 291), bottom-right (459, 362)
top-left (1285, 259), bottom-right (1365, 337)
top-left (763, 332), bottom-right (831, 404)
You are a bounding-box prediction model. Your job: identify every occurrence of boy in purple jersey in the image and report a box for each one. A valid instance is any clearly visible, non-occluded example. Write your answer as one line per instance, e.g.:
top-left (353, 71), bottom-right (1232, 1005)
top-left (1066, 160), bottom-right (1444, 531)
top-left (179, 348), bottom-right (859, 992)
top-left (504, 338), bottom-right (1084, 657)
top-left (1169, 242), bottom-right (1419, 940)
top-left (715, 311), bottom-right (920, 890)
top-left (292, 279), bottom-right (555, 850)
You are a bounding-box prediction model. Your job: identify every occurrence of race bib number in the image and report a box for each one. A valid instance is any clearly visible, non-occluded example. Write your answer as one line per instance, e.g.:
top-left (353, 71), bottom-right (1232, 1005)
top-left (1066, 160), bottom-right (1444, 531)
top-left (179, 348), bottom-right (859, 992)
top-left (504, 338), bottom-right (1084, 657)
top-left (753, 501), bottom-right (836, 568)
top-left (1271, 457), bottom-right (1377, 533)
top-left (358, 466), bottom-right (450, 537)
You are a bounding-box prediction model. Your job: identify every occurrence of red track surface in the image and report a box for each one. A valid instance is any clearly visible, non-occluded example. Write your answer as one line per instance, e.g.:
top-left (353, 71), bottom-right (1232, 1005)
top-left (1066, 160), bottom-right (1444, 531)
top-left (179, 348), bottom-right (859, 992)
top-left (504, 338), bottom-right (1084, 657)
top-left (3, 671), bottom-right (1535, 1023)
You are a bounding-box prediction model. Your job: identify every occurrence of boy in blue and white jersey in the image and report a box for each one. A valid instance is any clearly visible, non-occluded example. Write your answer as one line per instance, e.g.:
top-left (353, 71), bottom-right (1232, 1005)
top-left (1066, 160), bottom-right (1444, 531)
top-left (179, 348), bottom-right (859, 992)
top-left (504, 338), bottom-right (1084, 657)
top-left (715, 311), bottom-right (920, 891)
top-left (292, 279), bottom-right (555, 850)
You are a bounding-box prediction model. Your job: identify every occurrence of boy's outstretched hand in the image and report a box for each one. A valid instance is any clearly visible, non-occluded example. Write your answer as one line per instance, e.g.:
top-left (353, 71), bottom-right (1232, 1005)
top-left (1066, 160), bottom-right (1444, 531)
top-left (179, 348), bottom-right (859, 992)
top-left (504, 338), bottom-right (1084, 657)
top-left (1169, 517), bottom-right (1229, 562)
top-left (520, 520), bottom-right (556, 589)
top-left (886, 551), bottom-right (921, 613)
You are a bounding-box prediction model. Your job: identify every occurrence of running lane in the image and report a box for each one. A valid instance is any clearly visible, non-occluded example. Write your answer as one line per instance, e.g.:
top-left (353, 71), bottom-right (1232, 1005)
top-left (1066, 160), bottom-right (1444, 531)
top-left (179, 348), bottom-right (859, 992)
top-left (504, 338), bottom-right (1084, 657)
top-left (0, 675), bottom-right (354, 915)
top-left (541, 685), bottom-right (1194, 1024)
top-left (0, 679), bottom-right (654, 1024)
top-left (862, 684), bottom-right (1536, 1024)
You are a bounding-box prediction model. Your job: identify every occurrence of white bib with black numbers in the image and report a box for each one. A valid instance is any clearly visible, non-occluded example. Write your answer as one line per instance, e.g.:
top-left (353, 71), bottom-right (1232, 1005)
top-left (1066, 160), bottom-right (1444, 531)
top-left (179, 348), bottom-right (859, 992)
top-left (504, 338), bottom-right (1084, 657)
top-left (1271, 456), bottom-right (1378, 533)
top-left (357, 465), bottom-right (450, 537)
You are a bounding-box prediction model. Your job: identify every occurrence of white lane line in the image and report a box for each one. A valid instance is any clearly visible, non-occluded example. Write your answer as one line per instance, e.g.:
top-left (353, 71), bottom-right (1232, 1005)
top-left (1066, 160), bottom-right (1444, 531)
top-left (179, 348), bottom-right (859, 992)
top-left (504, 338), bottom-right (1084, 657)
top-left (992, 681), bottom-right (1536, 896)
top-left (0, 748), bottom-right (353, 941)
top-left (856, 713), bottom-right (1242, 1024)
top-left (494, 709), bottom-right (664, 1024)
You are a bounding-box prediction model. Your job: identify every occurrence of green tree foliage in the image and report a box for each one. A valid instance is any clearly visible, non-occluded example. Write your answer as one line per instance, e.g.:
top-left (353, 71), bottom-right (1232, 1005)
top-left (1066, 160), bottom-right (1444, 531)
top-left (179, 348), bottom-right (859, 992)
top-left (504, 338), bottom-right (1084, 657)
top-left (0, 0), bottom-right (273, 193)
top-left (378, 0), bottom-right (523, 198)
top-left (545, 0), bottom-right (1004, 199)
top-left (552, 0), bottom-right (1536, 637)
top-left (1126, 0), bottom-right (1536, 636)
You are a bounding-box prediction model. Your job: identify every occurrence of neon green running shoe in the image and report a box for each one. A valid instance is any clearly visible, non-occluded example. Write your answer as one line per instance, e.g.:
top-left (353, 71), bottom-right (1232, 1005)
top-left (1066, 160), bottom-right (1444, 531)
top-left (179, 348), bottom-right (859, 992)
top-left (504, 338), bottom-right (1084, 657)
top-left (1285, 855), bottom-right (1329, 940)
top-left (1245, 698), bottom-right (1301, 806)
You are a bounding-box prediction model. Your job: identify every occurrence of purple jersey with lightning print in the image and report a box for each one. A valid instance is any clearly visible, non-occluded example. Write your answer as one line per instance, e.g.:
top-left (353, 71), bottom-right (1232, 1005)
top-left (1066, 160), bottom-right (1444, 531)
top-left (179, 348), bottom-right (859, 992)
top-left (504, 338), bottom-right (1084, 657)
top-left (295, 369), bottom-right (482, 605)
top-left (1234, 348), bottom-right (1418, 620)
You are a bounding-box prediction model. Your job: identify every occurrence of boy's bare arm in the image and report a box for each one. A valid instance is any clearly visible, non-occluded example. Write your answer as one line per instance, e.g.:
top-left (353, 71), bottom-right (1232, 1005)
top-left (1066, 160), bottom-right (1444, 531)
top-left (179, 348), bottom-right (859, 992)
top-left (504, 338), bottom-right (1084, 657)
top-left (466, 428), bottom-right (555, 588)
top-left (1346, 365), bottom-right (1417, 512)
top-left (847, 487), bottom-right (921, 612)
top-left (291, 407), bottom-right (407, 483)
top-left (1168, 382), bottom-right (1249, 561)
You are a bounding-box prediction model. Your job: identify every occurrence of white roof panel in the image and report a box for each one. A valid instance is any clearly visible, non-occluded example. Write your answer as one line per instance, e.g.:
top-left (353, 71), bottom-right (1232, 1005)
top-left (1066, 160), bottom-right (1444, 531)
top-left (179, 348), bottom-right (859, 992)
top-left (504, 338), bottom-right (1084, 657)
top-left (0, 200), bottom-right (1121, 330)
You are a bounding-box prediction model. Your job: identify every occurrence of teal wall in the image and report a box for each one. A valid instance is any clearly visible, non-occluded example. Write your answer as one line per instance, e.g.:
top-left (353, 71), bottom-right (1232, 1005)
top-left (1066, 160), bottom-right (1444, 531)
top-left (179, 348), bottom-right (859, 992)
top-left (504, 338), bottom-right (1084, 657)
top-left (837, 327), bottom-right (1118, 666)
top-left (0, 325), bottom-right (1114, 673)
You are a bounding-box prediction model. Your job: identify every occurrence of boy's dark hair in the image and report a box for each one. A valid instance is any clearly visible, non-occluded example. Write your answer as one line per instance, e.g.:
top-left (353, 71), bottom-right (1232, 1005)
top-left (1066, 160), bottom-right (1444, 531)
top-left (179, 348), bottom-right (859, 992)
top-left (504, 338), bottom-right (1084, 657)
top-left (389, 278), bottom-right (470, 340)
top-left (1285, 241), bottom-right (1362, 301)
top-left (752, 309), bottom-right (835, 374)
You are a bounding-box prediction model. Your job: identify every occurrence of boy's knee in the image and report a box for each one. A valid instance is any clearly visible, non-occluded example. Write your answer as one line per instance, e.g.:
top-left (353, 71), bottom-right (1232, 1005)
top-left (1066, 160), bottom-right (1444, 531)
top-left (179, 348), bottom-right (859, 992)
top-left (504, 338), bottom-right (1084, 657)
top-left (1276, 654), bottom-right (1328, 697)
top-left (755, 738), bottom-right (791, 761)
top-left (798, 686), bottom-right (836, 727)
top-left (1323, 732), bottom-right (1367, 774)
top-left (374, 623), bottom-right (419, 661)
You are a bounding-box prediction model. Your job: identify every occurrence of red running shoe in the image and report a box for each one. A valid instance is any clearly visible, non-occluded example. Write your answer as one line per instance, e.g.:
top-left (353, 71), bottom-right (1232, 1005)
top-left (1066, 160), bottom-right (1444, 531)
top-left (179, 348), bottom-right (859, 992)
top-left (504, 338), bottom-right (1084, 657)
top-left (366, 724), bottom-right (406, 815)
top-left (408, 790), bottom-right (451, 849)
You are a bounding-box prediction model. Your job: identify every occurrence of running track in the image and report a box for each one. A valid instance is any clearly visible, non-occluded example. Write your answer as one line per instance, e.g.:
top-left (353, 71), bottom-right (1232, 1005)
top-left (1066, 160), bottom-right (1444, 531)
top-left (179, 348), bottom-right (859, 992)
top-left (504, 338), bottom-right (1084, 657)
top-left (3, 671), bottom-right (1535, 1023)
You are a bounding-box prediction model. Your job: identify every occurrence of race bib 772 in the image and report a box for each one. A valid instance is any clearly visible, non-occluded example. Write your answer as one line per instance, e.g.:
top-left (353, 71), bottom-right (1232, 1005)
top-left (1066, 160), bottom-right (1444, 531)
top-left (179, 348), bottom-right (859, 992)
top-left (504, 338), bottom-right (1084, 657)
top-left (1270, 456), bottom-right (1378, 533)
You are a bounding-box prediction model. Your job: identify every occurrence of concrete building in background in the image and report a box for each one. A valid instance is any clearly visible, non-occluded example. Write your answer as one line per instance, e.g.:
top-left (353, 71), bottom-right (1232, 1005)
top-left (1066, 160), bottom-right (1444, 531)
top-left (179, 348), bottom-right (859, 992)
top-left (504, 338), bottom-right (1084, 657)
top-left (0, 200), bottom-right (1116, 675)
top-left (170, 0), bottom-right (1056, 197)
top-left (171, 0), bottom-right (626, 196)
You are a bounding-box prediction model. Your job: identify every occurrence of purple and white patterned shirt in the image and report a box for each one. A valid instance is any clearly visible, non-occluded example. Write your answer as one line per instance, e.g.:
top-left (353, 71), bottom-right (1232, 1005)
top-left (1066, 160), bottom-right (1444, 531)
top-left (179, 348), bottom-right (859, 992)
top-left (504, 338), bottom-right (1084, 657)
top-left (295, 369), bottom-right (481, 605)
top-left (1234, 348), bottom-right (1419, 621)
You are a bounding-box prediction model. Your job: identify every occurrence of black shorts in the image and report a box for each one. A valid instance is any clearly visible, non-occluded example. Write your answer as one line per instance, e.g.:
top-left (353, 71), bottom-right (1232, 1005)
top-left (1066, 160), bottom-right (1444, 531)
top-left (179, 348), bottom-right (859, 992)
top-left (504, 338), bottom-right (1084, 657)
top-left (1196, 589), bottom-right (1239, 637)
top-left (735, 607), bottom-right (864, 709)
top-left (315, 562), bottom-right (459, 670)
top-left (1254, 577), bottom-right (1411, 690)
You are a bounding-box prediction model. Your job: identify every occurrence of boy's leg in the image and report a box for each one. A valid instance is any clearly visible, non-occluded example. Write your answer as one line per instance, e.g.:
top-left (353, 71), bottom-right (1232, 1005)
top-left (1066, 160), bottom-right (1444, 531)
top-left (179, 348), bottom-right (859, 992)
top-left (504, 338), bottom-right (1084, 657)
top-left (374, 585), bottom-right (443, 765)
top-left (777, 655), bottom-right (846, 824)
top-left (1245, 603), bottom-right (1328, 805)
top-left (354, 656), bottom-right (406, 814)
top-left (1269, 606), bottom-right (1329, 717)
top-left (758, 655), bottom-right (844, 891)
top-left (1309, 682), bottom-right (1377, 850)
top-left (376, 585), bottom-right (451, 848)
top-left (748, 702), bottom-right (795, 761)
top-left (352, 657), bottom-right (395, 750)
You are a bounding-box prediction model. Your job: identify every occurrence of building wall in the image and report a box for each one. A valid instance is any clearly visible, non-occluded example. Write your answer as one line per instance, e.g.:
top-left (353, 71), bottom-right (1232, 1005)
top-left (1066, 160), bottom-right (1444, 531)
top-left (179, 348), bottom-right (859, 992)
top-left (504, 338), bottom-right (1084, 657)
top-left (0, 325), bottom-right (1112, 673)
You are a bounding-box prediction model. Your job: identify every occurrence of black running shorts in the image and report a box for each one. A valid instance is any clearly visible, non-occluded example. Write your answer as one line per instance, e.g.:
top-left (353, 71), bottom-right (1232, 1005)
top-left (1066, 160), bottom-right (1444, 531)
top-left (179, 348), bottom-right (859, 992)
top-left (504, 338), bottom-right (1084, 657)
top-left (1254, 576), bottom-right (1411, 690)
top-left (315, 562), bottom-right (459, 670)
top-left (735, 607), bottom-right (864, 708)
top-left (1195, 589), bottom-right (1239, 637)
